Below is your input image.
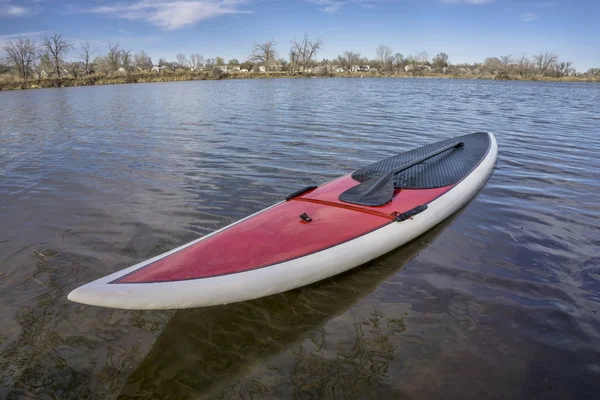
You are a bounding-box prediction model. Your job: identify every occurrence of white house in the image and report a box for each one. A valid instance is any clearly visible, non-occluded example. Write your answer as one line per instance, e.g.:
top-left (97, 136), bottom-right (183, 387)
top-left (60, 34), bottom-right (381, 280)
top-left (405, 65), bottom-right (414, 72)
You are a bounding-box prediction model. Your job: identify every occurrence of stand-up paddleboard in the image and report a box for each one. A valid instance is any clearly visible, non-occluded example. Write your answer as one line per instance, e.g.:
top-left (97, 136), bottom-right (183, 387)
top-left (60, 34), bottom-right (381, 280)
top-left (69, 132), bottom-right (498, 310)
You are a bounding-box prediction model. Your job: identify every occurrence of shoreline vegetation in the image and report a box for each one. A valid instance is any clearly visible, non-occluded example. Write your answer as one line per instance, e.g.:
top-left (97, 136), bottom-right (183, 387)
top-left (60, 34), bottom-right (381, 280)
top-left (1, 69), bottom-right (598, 91)
top-left (2, 33), bottom-right (599, 92)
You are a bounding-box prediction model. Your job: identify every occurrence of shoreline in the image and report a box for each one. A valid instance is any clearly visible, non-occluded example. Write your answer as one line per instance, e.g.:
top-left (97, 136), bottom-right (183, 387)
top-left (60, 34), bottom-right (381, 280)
top-left (1, 71), bottom-right (598, 91)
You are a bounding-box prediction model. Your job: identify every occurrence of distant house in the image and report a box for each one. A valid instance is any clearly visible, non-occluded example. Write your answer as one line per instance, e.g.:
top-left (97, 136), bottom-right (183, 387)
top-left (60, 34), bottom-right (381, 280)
top-left (405, 65), bottom-right (414, 72)
top-left (332, 66), bottom-right (344, 73)
top-left (118, 67), bottom-right (126, 73)
top-left (240, 68), bottom-right (248, 73)
top-left (351, 65), bottom-right (370, 72)
top-left (258, 65), bottom-right (266, 72)
top-left (151, 65), bottom-right (172, 74)
top-left (228, 65), bottom-right (241, 72)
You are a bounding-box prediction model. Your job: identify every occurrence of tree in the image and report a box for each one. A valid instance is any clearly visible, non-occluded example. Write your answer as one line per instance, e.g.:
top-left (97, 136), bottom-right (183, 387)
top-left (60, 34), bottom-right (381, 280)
top-left (214, 57), bottom-right (225, 66)
top-left (483, 57), bottom-right (502, 73)
top-left (499, 55), bottom-right (512, 71)
top-left (375, 45), bottom-right (393, 71)
top-left (417, 52), bottom-right (429, 65)
top-left (336, 51), bottom-right (361, 72)
top-left (176, 53), bottom-right (189, 68)
top-left (190, 53), bottom-right (204, 69)
top-left (228, 58), bottom-right (240, 66)
top-left (3, 36), bottom-right (38, 79)
top-left (289, 50), bottom-right (299, 74)
top-left (516, 54), bottom-right (532, 77)
top-left (533, 51), bottom-right (558, 76)
top-left (134, 50), bottom-right (153, 70)
top-left (42, 33), bottom-right (72, 77)
top-left (120, 49), bottom-right (132, 69)
top-left (393, 53), bottom-right (405, 72)
top-left (80, 40), bottom-right (94, 74)
top-left (251, 40), bottom-right (278, 73)
top-left (205, 58), bottom-right (215, 69)
top-left (291, 33), bottom-right (325, 72)
top-left (107, 42), bottom-right (120, 71)
top-left (432, 52), bottom-right (449, 69)
top-left (554, 61), bottom-right (573, 77)
top-left (585, 68), bottom-right (600, 76)
top-left (38, 53), bottom-right (53, 75)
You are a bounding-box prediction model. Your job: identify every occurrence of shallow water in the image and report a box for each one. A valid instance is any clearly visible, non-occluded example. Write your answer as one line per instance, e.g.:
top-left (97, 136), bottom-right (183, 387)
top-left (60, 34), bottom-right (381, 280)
top-left (1, 78), bottom-right (599, 399)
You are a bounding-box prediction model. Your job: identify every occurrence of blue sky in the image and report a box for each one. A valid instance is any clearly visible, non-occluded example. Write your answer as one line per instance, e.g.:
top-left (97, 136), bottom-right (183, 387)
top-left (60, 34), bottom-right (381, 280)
top-left (1, 0), bottom-right (598, 71)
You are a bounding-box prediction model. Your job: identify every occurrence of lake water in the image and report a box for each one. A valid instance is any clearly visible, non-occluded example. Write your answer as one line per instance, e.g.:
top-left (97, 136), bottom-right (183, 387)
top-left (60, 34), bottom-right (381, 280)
top-left (1, 78), bottom-right (599, 399)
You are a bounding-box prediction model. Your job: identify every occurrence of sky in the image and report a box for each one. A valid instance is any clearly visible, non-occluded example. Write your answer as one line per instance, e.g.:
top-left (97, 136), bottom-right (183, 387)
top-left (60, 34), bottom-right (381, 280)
top-left (0, 0), bottom-right (598, 71)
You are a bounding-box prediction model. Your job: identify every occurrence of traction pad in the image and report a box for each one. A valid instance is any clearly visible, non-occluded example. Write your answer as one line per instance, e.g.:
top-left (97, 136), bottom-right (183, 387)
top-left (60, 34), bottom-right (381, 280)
top-left (351, 132), bottom-right (491, 189)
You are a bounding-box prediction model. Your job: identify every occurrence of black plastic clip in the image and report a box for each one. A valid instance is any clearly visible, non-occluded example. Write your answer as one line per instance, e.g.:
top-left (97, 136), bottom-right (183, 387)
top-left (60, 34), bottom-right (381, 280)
top-left (286, 186), bottom-right (318, 201)
top-left (395, 204), bottom-right (428, 222)
top-left (300, 213), bottom-right (312, 222)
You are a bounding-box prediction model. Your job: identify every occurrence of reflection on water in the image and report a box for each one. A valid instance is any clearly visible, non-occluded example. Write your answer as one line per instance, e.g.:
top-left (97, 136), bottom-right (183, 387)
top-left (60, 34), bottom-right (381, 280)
top-left (1, 78), bottom-right (600, 399)
top-left (119, 216), bottom-right (456, 400)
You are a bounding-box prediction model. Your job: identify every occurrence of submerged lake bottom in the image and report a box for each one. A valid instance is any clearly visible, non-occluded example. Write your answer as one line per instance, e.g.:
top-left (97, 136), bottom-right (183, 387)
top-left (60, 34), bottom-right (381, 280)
top-left (0, 78), bottom-right (599, 399)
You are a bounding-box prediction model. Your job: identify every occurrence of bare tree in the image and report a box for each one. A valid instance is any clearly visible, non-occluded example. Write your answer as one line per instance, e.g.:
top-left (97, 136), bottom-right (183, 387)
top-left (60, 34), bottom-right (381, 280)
top-left (483, 57), bottom-right (502, 73)
top-left (432, 52), bottom-right (449, 69)
top-left (80, 40), bottom-right (94, 75)
top-left (176, 53), bottom-right (189, 68)
top-left (533, 51), bottom-right (558, 76)
top-left (107, 42), bottom-right (120, 71)
top-left (251, 40), bottom-right (278, 73)
top-left (393, 53), bottom-right (405, 73)
top-left (336, 51), bottom-right (361, 72)
top-left (500, 55), bottom-right (512, 71)
top-left (42, 33), bottom-right (72, 77)
top-left (516, 54), bottom-right (532, 77)
top-left (417, 52), bottom-right (429, 65)
top-left (289, 50), bottom-right (299, 75)
top-left (119, 49), bottom-right (132, 69)
top-left (555, 61), bottom-right (573, 77)
top-left (190, 53), bottom-right (204, 69)
top-left (134, 50), bottom-right (153, 70)
top-left (292, 33), bottom-right (325, 72)
top-left (3, 36), bottom-right (38, 79)
top-left (375, 45), bottom-right (393, 71)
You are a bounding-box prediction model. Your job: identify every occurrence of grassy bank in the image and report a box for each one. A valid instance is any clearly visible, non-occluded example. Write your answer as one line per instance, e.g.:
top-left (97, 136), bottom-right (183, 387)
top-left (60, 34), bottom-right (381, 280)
top-left (1, 70), bottom-right (598, 91)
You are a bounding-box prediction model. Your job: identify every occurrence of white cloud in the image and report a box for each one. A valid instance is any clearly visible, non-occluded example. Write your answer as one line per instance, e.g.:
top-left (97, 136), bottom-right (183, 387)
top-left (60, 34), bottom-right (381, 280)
top-left (86, 0), bottom-right (250, 30)
top-left (307, 0), bottom-right (391, 13)
top-left (308, 0), bottom-right (346, 13)
top-left (523, 12), bottom-right (537, 22)
top-left (441, 0), bottom-right (494, 4)
top-left (0, 4), bottom-right (29, 16)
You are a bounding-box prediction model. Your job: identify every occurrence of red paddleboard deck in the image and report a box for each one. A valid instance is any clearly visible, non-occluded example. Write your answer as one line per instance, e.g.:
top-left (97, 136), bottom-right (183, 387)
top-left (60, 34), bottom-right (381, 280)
top-left (68, 132), bottom-right (497, 310)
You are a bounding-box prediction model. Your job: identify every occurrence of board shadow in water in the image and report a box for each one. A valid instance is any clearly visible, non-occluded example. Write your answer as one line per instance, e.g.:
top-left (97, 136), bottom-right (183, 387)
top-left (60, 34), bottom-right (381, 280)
top-left (118, 209), bottom-right (464, 399)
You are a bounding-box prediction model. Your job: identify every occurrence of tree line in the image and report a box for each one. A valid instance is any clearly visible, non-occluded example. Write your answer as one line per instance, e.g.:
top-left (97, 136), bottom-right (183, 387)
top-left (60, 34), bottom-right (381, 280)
top-left (1, 33), bottom-right (598, 80)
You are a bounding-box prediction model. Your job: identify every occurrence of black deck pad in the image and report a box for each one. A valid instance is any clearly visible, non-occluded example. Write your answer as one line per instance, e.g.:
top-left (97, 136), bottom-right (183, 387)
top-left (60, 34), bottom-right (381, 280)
top-left (351, 132), bottom-right (491, 189)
